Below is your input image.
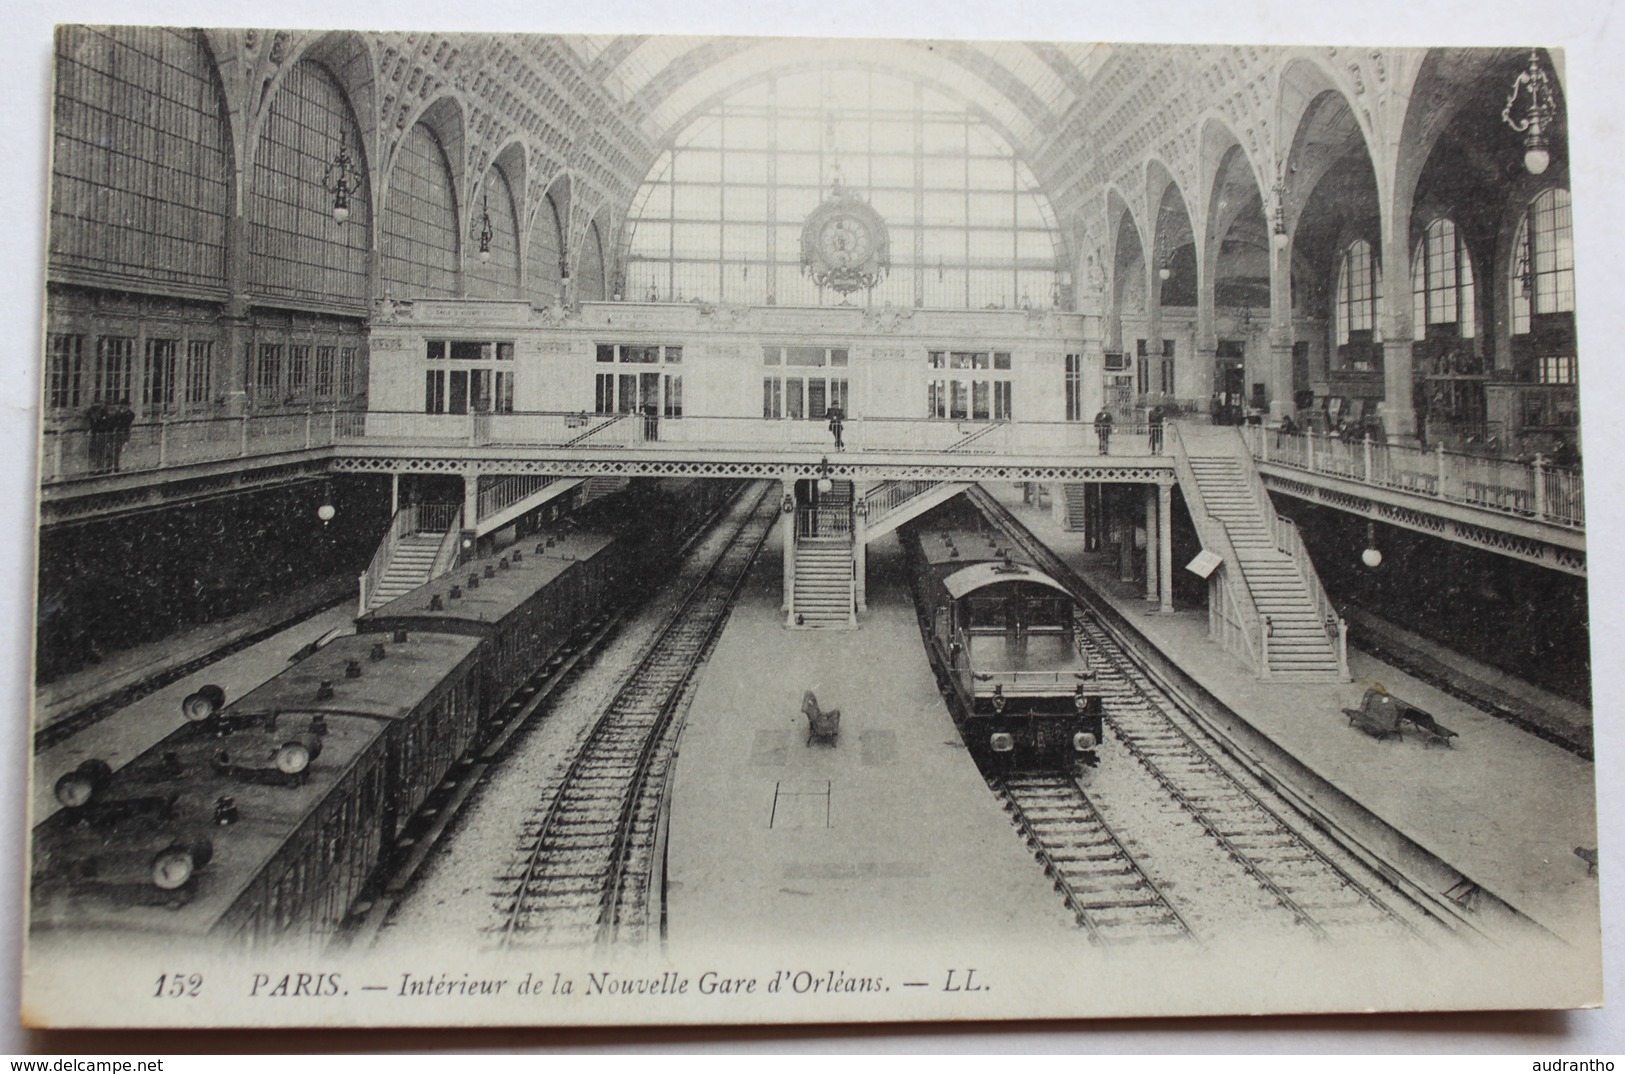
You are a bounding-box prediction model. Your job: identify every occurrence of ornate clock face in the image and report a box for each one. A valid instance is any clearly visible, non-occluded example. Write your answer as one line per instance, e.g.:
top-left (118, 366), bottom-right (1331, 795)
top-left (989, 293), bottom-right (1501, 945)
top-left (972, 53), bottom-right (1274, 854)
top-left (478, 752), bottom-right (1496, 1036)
top-left (800, 185), bottom-right (890, 296)
top-left (818, 214), bottom-right (874, 268)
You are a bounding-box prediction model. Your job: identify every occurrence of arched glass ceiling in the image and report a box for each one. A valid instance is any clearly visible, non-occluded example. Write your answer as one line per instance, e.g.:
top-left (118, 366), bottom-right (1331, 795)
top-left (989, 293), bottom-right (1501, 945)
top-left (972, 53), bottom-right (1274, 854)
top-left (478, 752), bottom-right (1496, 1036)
top-left (561, 35), bottom-right (1110, 156)
top-left (625, 68), bottom-right (1062, 310)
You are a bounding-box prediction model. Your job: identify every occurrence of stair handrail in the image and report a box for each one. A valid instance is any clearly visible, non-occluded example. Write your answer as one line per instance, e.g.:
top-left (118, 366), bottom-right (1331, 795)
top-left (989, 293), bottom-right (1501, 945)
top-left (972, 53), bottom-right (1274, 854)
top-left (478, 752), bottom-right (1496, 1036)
top-left (429, 505), bottom-right (464, 580)
top-left (358, 503), bottom-right (420, 616)
top-left (861, 479), bottom-right (936, 523)
top-left (1165, 421), bottom-right (1267, 678)
top-left (1231, 427), bottom-right (1349, 678)
top-left (1270, 513), bottom-right (1350, 679)
top-left (946, 421), bottom-right (1005, 452)
top-left (477, 474), bottom-right (558, 523)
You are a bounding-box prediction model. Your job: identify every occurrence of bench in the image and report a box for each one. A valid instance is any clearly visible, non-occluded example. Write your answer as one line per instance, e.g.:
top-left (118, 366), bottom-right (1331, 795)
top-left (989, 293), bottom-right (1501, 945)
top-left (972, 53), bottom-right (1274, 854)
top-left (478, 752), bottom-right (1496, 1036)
top-left (802, 691), bottom-right (840, 747)
top-left (1342, 688), bottom-right (1403, 741)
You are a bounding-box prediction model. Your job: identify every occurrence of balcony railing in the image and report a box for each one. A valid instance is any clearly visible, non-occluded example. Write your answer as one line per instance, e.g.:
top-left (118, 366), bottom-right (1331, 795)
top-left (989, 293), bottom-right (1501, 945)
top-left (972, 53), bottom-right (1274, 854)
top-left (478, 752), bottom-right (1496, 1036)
top-left (40, 408), bottom-right (364, 484)
top-left (1245, 425), bottom-right (1584, 530)
top-left (40, 407), bottom-right (1187, 491)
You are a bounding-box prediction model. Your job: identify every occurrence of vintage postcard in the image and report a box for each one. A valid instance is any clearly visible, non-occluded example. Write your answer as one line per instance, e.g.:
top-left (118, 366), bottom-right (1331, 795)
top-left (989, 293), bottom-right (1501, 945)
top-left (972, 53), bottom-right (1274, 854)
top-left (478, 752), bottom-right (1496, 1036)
top-left (19, 23), bottom-right (1608, 1031)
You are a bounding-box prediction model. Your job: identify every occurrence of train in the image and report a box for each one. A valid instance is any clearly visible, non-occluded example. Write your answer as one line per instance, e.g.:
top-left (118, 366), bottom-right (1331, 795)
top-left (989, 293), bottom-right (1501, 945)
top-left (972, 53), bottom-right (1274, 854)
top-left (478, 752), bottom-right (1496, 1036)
top-left (902, 501), bottom-right (1105, 771)
top-left (29, 477), bottom-right (736, 951)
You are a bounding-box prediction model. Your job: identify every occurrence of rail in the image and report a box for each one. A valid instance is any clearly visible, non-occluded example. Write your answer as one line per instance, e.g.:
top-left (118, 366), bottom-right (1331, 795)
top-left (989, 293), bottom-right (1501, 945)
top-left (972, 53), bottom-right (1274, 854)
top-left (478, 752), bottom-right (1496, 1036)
top-left (1165, 422), bottom-right (1266, 678)
top-left (1270, 514), bottom-right (1351, 680)
top-left (357, 502), bottom-right (462, 615)
top-left (1230, 428), bottom-right (1349, 679)
top-left (861, 479), bottom-right (937, 522)
top-left (40, 407), bottom-right (361, 484)
top-left (1246, 425), bottom-right (1584, 529)
top-left (796, 504), bottom-right (851, 539)
top-left (477, 474), bottom-right (562, 524)
top-left (358, 504), bottom-right (416, 616)
top-left (429, 505), bottom-right (463, 579)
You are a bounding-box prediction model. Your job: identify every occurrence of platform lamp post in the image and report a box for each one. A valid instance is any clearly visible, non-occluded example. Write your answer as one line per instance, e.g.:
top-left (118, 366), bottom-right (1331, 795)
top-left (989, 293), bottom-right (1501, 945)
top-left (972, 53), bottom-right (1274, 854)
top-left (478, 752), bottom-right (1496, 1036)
top-left (815, 457), bottom-right (835, 495)
top-left (322, 133), bottom-right (364, 224)
top-left (1503, 49), bottom-right (1559, 176)
top-left (1361, 520), bottom-right (1382, 568)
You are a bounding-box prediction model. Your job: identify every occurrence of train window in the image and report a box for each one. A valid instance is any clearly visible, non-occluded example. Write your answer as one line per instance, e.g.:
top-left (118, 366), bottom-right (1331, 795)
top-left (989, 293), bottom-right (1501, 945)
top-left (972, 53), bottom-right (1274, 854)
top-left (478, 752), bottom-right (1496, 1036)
top-left (1025, 596), bottom-right (1072, 631)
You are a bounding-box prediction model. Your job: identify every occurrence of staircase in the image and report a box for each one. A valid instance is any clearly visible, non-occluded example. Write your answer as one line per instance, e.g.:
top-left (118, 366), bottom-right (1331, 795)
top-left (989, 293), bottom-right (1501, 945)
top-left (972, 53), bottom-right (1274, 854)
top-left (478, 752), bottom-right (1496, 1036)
top-left (358, 502), bottom-right (462, 614)
top-left (791, 481), bottom-right (856, 628)
top-left (792, 541), bottom-right (855, 628)
top-left (579, 476), bottom-right (629, 504)
top-left (369, 533), bottom-right (443, 608)
top-left (1183, 445), bottom-right (1345, 679)
top-left (1062, 484), bottom-right (1088, 531)
top-left (860, 480), bottom-right (970, 541)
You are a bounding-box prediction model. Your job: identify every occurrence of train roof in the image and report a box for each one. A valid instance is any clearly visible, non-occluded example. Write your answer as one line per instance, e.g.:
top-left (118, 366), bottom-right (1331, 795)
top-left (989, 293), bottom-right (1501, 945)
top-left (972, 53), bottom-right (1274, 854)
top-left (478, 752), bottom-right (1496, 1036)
top-left (914, 523), bottom-right (1040, 571)
top-left (359, 529), bottom-right (616, 630)
top-left (941, 561), bottom-right (1075, 600)
top-left (231, 632), bottom-right (481, 722)
top-left (30, 711), bottom-right (385, 940)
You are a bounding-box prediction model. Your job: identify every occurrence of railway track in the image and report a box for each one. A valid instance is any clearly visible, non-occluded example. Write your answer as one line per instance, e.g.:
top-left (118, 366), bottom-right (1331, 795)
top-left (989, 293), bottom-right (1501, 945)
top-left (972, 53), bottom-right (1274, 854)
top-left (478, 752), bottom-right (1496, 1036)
top-left (992, 773), bottom-right (1194, 946)
top-left (493, 482), bottom-right (779, 948)
top-left (966, 487), bottom-right (1447, 945)
top-left (1072, 614), bottom-right (1424, 941)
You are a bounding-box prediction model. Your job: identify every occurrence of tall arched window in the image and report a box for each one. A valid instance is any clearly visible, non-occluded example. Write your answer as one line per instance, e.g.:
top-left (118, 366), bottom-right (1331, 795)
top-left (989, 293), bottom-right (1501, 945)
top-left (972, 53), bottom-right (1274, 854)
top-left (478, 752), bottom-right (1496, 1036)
top-left (381, 122), bottom-right (460, 299)
top-left (1511, 187), bottom-right (1574, 336)
top-left (1335, 239), bottom-right (1381, 349)
top-left (466, 165), bottom-right (521, 299)
top-left (526, 190), bottom-right (566, 304)
top-left (53, 27), bottom-right (232, 292)
top-left (1410, 218), bottom-right (1476, 340)
top-left (577, 219), bottom-right (607, 301)
top-left (626, 70), bottom-right (1059, 309)
top-left (1510, 187), bottom-right (1577, 386)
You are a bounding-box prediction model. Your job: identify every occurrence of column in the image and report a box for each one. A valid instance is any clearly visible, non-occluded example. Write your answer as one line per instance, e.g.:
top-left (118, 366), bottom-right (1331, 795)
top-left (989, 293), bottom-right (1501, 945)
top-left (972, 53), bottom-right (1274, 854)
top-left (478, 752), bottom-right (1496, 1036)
top-left (1266, 231), bottom-right (1295, 418)
top-left (1143, 484), bottom-right (1158, 602)
top-left (781, 478), bottom-right (796, 615)
top-left (1193, 273), bottom-right (1218, 409)
top-left (390, 473), bottom-right (400, 516)
top-left (1158, 482), bottom-right (1174, 613)
top-left (852, 479), bottom-right (868, 616)
top-left (1117, 488), bottom-right (1135, 582)
top-left (459, 466), bottom-right (479, 562)
top-left (1379, 201), bottom-right (1418, 440)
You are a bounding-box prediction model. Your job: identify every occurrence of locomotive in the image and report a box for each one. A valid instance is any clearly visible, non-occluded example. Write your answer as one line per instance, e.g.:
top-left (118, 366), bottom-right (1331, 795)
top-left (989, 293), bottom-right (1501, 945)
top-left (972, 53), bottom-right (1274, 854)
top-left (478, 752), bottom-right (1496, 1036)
top-left (903, 503), bottom-right (1105, 771)
top-left (29, 478), bottom-right (736, 951)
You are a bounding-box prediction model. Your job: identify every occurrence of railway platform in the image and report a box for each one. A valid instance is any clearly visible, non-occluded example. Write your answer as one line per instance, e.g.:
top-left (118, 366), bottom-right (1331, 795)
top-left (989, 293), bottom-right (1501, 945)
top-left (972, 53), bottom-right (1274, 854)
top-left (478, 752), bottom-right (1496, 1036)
top-left (664, 523), bottom-right (1078, 947)
top-left (30, 601), bottom-right (358, 828)
top-left (981, 482), bottom-right (1601, 948)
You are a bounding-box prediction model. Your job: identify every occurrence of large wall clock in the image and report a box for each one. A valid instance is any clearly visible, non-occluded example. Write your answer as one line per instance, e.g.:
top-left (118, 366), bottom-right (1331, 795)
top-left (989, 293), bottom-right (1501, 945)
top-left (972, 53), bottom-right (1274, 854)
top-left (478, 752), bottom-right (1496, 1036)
top-left (800, 181), bottom-right (890, 296)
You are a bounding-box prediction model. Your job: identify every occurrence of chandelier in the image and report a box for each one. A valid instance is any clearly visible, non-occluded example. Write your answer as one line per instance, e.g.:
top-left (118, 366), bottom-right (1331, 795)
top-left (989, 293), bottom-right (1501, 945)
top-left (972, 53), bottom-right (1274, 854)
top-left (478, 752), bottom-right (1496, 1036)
top-left (1502, 49), bottom-right (1559, 176)
top-left (322, 132), bottom-right (364, 224)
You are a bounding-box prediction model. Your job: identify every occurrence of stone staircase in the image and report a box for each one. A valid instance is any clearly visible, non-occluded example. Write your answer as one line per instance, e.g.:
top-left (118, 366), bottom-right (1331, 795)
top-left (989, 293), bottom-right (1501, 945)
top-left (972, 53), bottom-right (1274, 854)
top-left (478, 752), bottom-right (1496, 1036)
top-left (792, 480), bottom-right (855, 628)
top-left (1062, 484), bottom-right (1088, 531)
top-left (368, 532), bottom-right (444, 610)
top-left (791, 541), bottom-right (855, 628)
top-left (1182, 451), bottom-right (1343, 681)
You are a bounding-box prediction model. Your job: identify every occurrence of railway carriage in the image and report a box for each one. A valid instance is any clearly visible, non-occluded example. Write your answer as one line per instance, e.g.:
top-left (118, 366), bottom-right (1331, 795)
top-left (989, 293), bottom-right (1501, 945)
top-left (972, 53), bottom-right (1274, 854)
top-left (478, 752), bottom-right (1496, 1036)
top-left (358, 529), bottom-right (619, 730)
top-left (904, 512), bottom-right (1105, 770)
top-left (30, 630), bottom-right (480, 950)
top-left (32, 477), bottom-right (741, 950)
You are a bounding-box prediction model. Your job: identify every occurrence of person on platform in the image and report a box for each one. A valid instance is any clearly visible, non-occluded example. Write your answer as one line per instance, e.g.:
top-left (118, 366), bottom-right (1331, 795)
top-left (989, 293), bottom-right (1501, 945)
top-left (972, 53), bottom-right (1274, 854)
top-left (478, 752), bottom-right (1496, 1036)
top-left (1276, 411), bottom-right (1298, 448)
top-left (1148, 404), bottom-right (1166, 454)
top-left (1094, 407), bottom-right (1113, 455)
top-left (827, 403), bottom-right (845, 451)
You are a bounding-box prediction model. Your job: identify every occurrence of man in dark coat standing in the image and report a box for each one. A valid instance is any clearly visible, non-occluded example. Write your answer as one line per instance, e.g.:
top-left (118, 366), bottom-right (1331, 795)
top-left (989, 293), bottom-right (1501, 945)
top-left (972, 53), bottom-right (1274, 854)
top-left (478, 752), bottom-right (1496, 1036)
top-left (1094, 407), bottom-right (1113, 455)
